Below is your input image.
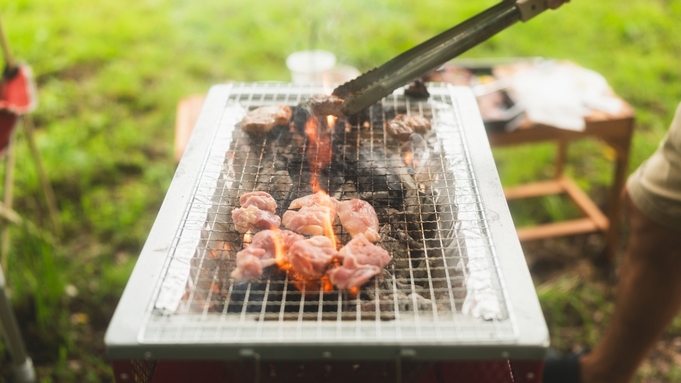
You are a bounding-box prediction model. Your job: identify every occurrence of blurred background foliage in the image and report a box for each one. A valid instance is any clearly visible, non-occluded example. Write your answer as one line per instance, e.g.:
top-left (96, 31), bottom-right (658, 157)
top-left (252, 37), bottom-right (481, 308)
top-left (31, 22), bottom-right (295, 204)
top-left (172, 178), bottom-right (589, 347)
top-left (0, 0), bottom-right (680, 381)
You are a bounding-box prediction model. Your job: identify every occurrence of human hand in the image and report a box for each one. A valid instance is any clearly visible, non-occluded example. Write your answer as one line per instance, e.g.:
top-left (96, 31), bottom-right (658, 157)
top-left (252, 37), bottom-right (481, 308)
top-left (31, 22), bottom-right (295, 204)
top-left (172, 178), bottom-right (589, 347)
top-left (547, 0), bottom-right (569, 9)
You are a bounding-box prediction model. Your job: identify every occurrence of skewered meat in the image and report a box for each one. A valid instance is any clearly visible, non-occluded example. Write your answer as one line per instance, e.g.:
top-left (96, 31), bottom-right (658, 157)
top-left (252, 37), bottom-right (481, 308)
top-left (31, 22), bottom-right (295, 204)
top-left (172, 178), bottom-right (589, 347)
top-left (307, 94), bottom-right (344, 117)
top-left (384, 114), bottom-right (431, 141)
top-left (232, 205), bottom-right (281, 233)
top-left (241, 105), bottom-right (292, 134)
top-left (337, 199), bottom-right (380, 242)
top-left (327, 255), bottom-right (381, 290)
top-left (282, 205), bottom-right (335, 236)
top-left (239, 191), bottom-right (277, 213)
top-left (338, 233), bottom-right (391, 268)
top-left (289, 191), bottom-right (338, 217)
top-left (230, 229), bottom-right (304, 279)
top-left (287, 236), bottom-right (338, 279)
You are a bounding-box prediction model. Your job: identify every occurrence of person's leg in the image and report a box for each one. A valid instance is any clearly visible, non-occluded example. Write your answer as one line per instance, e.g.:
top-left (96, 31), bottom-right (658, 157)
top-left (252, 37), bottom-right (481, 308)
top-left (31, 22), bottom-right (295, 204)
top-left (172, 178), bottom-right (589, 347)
top-left (580, 190), bottom-right (681, 383)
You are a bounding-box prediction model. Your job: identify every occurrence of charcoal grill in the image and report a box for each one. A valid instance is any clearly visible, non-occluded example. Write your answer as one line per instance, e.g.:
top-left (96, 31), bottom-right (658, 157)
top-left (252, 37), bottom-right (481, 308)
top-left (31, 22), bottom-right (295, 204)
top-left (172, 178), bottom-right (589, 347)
top-left (105, 83), bottom-right (548, 383)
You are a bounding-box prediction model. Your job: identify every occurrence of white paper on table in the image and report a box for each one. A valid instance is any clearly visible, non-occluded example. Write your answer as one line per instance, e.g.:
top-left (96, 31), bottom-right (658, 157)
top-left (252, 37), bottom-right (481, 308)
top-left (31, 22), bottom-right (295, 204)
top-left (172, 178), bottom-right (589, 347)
top-left (510, 61), bottom-right (623, 131)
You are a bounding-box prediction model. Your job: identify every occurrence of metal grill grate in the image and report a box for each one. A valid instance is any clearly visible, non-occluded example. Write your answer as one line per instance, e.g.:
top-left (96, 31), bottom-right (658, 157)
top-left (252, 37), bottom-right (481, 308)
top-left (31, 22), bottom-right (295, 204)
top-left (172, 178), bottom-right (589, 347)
top-left (138, 83), bottom-right (517, 350)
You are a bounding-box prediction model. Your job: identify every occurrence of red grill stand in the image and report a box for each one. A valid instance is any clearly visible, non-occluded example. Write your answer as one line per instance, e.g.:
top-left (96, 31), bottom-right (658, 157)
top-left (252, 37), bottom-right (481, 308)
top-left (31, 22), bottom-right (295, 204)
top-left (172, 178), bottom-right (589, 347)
top-left (112, 359), bottom-right (543, 383)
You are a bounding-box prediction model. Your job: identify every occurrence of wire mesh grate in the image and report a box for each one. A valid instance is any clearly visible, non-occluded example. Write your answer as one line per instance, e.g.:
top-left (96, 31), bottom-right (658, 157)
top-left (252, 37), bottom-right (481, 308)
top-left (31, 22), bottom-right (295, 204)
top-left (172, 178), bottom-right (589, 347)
top-left (138, 83), bottom-right (517, 346)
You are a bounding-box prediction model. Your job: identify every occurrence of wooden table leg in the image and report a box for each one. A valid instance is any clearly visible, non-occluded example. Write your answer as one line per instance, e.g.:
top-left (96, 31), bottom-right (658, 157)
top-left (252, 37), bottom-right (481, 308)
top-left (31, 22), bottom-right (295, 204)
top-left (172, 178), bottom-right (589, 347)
top-left (555, 139), bottom-right (568, 179)
top-left (602, 123), bottom-right (634, 263)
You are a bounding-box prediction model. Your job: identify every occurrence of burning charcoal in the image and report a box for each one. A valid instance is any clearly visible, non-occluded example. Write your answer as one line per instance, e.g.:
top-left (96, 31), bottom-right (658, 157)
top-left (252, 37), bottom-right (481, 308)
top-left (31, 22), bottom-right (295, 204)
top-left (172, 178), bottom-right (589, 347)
top-left (241, 105), bottom-right (292, 135)
top-left (404, 80), bottom-right (430, 99)
top-left (378, 221), bottom-right (426, 281)
top-left (355, 146), bottom-right (418, 209)
top-left (306, 94), bottom-right (345, 117)
top-left (337, 199), bottom-right (380, 242)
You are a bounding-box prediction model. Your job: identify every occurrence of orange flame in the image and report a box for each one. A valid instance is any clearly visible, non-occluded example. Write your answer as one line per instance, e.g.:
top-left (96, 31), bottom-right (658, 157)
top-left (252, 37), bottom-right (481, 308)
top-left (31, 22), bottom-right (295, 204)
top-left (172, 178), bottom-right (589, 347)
top-left (349, 286), bottom-right (360, 298)
top-left (404, 151), bottom-right (413, 167)
top-left (272, 230), bottom-right (291, 272)
top-left (305, 116), bottom-right (333, 194)
top-left (321, 206), bottom-right (338, 249)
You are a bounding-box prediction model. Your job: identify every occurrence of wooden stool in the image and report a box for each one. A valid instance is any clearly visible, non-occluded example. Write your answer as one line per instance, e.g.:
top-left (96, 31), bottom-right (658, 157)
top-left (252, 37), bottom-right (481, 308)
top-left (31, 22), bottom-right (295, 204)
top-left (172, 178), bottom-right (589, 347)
top-left (487, 103), bottom-right (635, 262)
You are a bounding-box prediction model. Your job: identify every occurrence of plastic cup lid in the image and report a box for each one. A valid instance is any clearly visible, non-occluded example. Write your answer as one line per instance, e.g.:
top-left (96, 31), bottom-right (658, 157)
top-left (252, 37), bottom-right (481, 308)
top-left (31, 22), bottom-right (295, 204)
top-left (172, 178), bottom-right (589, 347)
top-left (286, 50), bottom-right (336, 73)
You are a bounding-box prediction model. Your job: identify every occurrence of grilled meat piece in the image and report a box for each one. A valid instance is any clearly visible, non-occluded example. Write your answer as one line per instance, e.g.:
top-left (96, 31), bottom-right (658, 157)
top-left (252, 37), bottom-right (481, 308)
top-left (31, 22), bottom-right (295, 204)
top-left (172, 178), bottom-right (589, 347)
top-left (307, 94), bottom-right (345, 117)
top-left (407, 115), bottom-right (431, 134)
top-left (287, 236), bottom-right (338, 279)
top-left (239, 191), bottom-right (277, 213)
top-left (385, 114), bottom-right (413, 141)
top-left (282, 205), bottom-right (334, 236)
top-left (385, 114), bottom-right (431, 141)
top-left (327, 255), bottom-right (381, 290)
top-left (241, 105), bottom-right (292, 134)
top-left (338, 233), bottom-right (391, 268)
top-left (337, 199), bottom-right (380, 242)
top-left (231, 205), bottom-right (281, 233)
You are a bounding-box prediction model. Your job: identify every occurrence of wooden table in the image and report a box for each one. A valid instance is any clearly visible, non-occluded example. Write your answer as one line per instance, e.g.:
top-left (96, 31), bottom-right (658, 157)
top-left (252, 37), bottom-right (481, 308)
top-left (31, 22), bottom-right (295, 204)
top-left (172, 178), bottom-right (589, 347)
top-left (487, 104), bottom-right (635, 262)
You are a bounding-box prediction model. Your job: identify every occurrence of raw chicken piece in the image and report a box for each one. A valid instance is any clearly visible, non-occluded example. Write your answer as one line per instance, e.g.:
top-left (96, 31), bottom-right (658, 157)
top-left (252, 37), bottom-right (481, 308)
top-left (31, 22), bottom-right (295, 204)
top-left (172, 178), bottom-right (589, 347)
top-left (231, 247), bottom-right (270, 279)
top-left (327, 255), bottom-right (382, 290)
top-left (288, 191), bottom-right (338, 217)
top-left (338, 233), bottom-right (391, 268)
top-left (287, 236), bottom-right (338, 279)
top-left (231, 229), bottom-right (304, 279)
top-left (241, 105), bottom-right (292, 134)
top-left (282, 205), bottom-right (334, 237)
top-left (232, 205), bottom-right (281, 233)
top-left (337, 199), bottom-right (380, 242)
top-left (240, 191), bottom-right (277, 213)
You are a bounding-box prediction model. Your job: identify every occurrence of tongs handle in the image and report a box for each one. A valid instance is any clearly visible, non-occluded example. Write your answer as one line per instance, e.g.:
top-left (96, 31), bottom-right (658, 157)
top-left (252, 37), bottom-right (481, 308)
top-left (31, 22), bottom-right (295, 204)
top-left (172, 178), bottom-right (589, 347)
top-left (333, 0), bottom-right (550, 115)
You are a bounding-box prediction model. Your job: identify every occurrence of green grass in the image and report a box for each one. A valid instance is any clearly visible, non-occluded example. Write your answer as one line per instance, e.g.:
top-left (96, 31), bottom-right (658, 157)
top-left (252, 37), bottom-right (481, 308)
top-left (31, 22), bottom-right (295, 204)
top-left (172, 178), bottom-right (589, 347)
top-left (0, 0), bottom-right (680, 381)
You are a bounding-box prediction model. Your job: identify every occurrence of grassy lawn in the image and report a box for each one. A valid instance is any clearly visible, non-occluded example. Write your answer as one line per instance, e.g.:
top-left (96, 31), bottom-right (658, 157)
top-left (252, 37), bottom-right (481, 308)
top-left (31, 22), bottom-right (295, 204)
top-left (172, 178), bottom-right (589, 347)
top-left (0, 0), bottom-right (679, 381)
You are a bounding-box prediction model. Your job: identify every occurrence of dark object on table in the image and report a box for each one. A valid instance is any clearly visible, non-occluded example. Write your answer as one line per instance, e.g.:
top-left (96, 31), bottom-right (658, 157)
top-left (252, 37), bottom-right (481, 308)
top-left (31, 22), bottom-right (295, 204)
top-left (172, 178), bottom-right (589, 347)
top-left (476, 89), bottom-right (524, 133)
top-left (404, 80), bottom-right (430, 99)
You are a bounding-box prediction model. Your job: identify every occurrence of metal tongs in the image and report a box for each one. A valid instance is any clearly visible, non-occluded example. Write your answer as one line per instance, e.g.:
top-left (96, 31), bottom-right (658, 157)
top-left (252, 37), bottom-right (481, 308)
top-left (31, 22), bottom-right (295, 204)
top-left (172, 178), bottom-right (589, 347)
top-left (333, 0), bottom-right (556, 115)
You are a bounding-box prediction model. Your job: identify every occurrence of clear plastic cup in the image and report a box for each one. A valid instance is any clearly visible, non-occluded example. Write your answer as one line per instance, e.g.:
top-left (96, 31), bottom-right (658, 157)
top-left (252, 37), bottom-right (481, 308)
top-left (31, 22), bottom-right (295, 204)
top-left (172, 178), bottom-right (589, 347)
top-left (286, 50), bottom-right (337, 85)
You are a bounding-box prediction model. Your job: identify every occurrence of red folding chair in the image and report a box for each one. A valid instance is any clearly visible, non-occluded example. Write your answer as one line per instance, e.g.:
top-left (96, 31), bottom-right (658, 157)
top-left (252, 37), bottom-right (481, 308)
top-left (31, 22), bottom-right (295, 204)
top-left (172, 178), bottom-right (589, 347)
top-left (0, 13), bottom-right (62, 383)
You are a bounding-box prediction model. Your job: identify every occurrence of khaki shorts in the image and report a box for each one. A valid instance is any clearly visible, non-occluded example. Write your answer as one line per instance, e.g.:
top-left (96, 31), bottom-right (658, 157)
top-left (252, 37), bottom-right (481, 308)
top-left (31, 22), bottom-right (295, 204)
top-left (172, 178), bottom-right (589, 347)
top-left (627, 102), bottom-right (681, 232)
